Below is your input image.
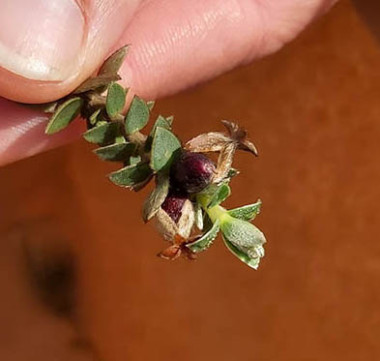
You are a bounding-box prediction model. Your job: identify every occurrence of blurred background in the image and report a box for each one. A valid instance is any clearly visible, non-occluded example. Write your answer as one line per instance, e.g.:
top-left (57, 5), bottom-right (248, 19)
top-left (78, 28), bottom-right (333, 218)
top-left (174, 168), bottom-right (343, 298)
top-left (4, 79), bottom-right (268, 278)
top-left (1, 1), bottom-right (380, 360)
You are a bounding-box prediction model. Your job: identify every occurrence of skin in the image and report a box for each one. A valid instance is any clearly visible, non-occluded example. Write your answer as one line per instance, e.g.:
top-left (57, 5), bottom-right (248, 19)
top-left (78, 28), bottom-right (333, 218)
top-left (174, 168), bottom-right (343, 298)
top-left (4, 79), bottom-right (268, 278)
top-left (0, 0), bottom-right (357, 165)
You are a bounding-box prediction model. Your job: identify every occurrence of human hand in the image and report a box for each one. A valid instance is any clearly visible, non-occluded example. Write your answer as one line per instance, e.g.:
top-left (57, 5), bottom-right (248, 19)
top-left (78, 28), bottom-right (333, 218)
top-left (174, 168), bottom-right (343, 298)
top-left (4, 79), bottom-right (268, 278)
top-left (0, 0), bottom-right (337, 165)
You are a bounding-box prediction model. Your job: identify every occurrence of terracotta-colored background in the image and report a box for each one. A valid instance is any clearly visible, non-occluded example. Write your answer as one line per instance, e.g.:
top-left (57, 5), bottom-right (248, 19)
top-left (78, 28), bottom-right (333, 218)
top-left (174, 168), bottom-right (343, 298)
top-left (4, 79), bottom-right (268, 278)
top-left (1, 2), bottom-right (380, 360)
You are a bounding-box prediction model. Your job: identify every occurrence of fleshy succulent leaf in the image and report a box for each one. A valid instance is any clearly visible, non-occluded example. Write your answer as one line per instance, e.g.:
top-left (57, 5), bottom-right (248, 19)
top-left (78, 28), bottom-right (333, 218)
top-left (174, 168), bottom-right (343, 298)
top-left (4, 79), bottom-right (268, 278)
top-left (109, 162), bottom-right (152, 188)
top-left (45, 97), bottom-right (83, 134)
top-left (98, 45), bottom-right (129, 76)
top-left (186, 220), bottom-right (220, 253)
top-left (142, 173), bottom-right (170, 222)
top-left (125, 96), bottom-right (150, 134)
top-left (223, 237), bottom-right (264, 270)
top-left (228, 200), bottom-right (262, 221)
top-left (150, 127), bottom-right (181, 172)
top-left (106, 82), bottom-right (126, 119)
top-left (220, 215), bottom-right (266, 269)
top-left (94, 142), bottom-right (136, 162)
top-left (83, 122), bottom-right (120, 145)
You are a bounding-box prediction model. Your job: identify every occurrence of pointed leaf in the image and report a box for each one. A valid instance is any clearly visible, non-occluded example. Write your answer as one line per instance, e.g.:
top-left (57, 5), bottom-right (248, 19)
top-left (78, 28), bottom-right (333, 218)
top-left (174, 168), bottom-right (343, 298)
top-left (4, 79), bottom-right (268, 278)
top-left (106, 82), bottom-right (126, 118)
top-left (45, 97), bottom-right (83, 134)
top-left (145, 115), bottom-right (172, 151)
top-left (142, 174), bottom-right (170, 222)
top-left (153, 115), bottom-right (172, 132)
top-left (83, 122), bottom-right (120, 145)
top-left (94, 142), bottom-right (136, 162)
top-left (186, 220), bottom-right (220, 253)
top-left (99, 45), bottom-right (129, 76)
top-left (166, 115), bottom-right (174, 126)
top-left (150, 127), bottom-right (182, 172)
top-left (73, 74), bottom-right (121, 94)
top-left (208, 183), bottom-right (231, 208)
top-left (125, 96), bottom-right (150, 134)
top-left (147, 100), bottom-right (155, 111)
top-left (109, 162), bottom-right (152, 188)
top-left (228, 200), bottom-right (262, 221)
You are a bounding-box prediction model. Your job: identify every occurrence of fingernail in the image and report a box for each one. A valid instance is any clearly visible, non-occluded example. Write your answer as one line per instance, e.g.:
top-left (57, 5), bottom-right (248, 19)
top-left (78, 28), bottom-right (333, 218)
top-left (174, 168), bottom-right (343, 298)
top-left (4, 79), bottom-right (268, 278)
top-left (0, 0), bottom-right (85, 81)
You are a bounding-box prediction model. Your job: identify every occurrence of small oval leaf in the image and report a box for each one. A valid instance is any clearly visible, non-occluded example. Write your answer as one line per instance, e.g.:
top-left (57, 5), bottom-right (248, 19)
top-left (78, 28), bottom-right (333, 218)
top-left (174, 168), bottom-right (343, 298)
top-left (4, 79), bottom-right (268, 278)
top-left (106, 82), bottom-right (126, 119)
top-left (125, 96), bottom-right (150, 134)
top-left (228, 200), bottom-right (262, 221)
top-left (109, 162), bottom-right (152, 188)
top-left (45, 97), bottom-right (83, 134)
top-left (94, 142), bottom-right (136, 162)
top-left (150, 127), bottom-right (182, 172)
top-left (83, 122), bottom-right (120, 145)
top-left (142, 174), bottom-right (170, 222)
top-left (99, 45), bottom-right (129, 76)
top-left (186, 220), bottom-right (220, 253)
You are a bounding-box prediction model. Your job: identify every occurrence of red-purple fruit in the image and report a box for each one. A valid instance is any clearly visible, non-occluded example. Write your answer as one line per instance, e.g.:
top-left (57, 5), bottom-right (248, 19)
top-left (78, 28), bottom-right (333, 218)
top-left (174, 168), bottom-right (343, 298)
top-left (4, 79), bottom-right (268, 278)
top-left (161, 191), bottom-right (188, 223)
top-left (170, 151), bottom-right (215, 194)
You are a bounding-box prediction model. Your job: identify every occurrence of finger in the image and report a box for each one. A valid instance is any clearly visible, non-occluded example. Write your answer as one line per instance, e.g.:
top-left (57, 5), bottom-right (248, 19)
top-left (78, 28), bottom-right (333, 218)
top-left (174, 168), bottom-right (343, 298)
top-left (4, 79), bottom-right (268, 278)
top-left (118, 0), bottom-right (338, 99)
top-left (0, 98), bottom-right (85, 165)
top-left (0, 0), bottom-right (143, 103)
top-left (0, 0), bottom-right (337, 165)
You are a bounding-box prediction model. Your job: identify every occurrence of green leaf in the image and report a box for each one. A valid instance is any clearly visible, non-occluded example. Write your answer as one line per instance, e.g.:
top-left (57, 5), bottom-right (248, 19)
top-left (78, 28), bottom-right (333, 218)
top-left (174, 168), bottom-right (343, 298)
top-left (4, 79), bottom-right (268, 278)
top-left (142, 173), bottom-right (170, 222)
top-left (208, 183), bottom-right (231, 208)
top-left (129, 155), bottom-right (141, 165)
top-left (228, 200), bottom-right (262, 221)
top-left (83, 122), bottom-right (120, 145)
top-left (73, 74), bottom-right (121, 94)
top-left (94, 142), bottom-right (136, 162)
top-left (106, 82), bottom-right (126, 119)
top-left (109, 162), bottom-right (152, 188)
top-left (45, 97), bottom-right (83, 134)
top-left (223, 238), bottom-right (264, 270)
top-left (89, 109), bottom-right (102, 126)
top-left (145, 115), bottom-right (173, 152)
top-left (150, 127), bottom-right (182, 172)
top-left (186, 220), bottom-right (220, 253)
top-left (125, 96), bottom-right (150, 134)
top-left (152, 115), bottom-right (172, 132)
top-left (220, 215), bottom-right (266, 269)
top-left (99, 45), bottom-right (129, 76)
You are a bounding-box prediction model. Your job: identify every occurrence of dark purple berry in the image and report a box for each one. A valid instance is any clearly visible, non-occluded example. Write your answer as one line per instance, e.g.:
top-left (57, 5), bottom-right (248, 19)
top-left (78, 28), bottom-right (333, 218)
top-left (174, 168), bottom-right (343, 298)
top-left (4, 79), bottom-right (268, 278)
top-left (161, 192), bottom-right (188, 223)
top-left (170, 151), bottom-right (215, 194)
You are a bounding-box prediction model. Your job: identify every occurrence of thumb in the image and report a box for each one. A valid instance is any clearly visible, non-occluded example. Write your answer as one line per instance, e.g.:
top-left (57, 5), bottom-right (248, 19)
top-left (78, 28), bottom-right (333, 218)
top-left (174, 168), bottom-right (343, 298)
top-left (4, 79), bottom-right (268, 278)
top-left (0, 0), bottom-right (142, 104)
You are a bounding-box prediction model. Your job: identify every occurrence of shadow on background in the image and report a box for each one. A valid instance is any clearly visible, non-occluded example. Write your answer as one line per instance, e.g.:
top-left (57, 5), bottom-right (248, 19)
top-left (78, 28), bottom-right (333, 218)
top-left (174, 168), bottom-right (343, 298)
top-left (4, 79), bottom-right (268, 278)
top-left (0, 2), bottom-right (379, 361)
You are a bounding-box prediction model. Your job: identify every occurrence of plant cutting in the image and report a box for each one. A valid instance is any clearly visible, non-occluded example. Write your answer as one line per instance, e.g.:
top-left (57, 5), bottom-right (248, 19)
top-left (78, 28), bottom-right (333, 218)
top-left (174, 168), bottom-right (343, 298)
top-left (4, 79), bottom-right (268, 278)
top-left (41, 46), bottom-right (267, 269)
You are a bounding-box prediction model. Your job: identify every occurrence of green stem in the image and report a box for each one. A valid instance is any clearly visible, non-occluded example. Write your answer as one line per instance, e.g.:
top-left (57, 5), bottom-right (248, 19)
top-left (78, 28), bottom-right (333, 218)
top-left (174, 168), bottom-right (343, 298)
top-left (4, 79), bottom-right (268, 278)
top-left (196, 194), bottom-right (228, 223)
